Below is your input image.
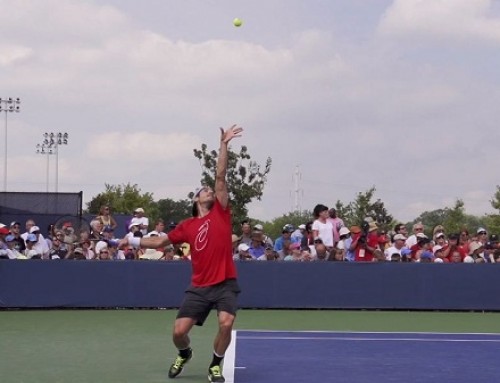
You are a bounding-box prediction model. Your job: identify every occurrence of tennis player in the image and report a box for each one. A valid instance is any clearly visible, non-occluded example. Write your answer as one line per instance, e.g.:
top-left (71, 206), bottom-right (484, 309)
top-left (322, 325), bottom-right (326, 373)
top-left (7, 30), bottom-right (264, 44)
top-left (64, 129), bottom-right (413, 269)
top-left (120, 125), bottom-right (243, 383)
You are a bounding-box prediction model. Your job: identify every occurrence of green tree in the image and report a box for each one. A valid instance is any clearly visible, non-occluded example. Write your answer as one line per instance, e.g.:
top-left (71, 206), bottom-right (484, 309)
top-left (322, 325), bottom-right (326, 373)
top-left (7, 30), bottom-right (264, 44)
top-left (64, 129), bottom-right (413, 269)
top-left (408, 199), bottom-right (485, 237)
top-left (86, 183), bottom-right (156, 216)
top-left (484, 185), bottom-right (500, 235)
top-left (263, 210), bottom-right (312, 241)
top-left (336, 187), bottom-right (394, 231)
top-left (155, 198), bottom-right (192, 225)
top-left (192, 143), bottom-right (272, 228)
top-left (442, 199), bottom-right (467, 234)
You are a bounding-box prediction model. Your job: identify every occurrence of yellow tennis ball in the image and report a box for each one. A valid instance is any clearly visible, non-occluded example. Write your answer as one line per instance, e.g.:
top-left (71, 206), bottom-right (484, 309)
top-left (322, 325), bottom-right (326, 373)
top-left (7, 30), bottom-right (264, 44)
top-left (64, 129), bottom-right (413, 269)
top-left (233, 18), bottom-right (242, 27)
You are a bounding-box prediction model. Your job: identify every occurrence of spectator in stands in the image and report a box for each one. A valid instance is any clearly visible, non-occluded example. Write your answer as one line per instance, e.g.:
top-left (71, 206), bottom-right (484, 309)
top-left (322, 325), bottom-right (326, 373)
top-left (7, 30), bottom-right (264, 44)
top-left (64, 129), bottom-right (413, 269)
top-left (449, 250), bottom-right (463, 263)
top-left (335, 226), bottom-right (351, 260)
top-left (167, 221), bottom-right (177, 233)
top-left (352, 221), bottom-right (380, 262)
top-left (483, 242), bottom-right (496, 263)
top-left (71, 247), bottom-right (86, 260)
top-left (412, 234), bottom-right (432, 262)
top-left (231, 234), bottom-right (240, 259)
top-left (21, 219), bottom-right (36, 242)
top-left (130, 207), bottom-right (149, 236)
top-left (121, 245), bottom-right (136, 260)
top-left (493, 249), bottom-right (500, 263)
top-left (234, 243), bottom-right (253, 261)
top-left (401, 248), bottom-right (413, 262)
top-left (24, 234), bottom-right (41, 259)
top-left (161, 245), bottom-right (175, 261)
top-left (97, 246), bottom-right (112, 260)
top-left (239, 220), bottom-right (252, 246)
top-left (327, 207), bottom-right (345, 244)
top-left (329, 248), bottom-right (344, 261)
top-left (393, 223), bottom-right (409, 242)
top-left (458, 228), bottom-right (471, 255)
top-left (89, 219), bottom-right (103, 242)
top-left (432, 245), bottom-right (447, 263)
top-left (29, 225), bottom-right (50, 259)
top-left (248, 230), bottom-right (265, 260)
top-left (48, 236), bottom-right (68, 260)
top-left (0, 226), bottom-right (10, 252)
top-left (405, 222), bottom-right (425, 248)
top-left (253, 223), bottom-right (273, 248)
top-left (4, 234), bottom-right (22, 259)
top-left (464, 241), bottom-right (484, 263)
top-left (476, 227), bottom-right (488, 245)
top-left (284, 242), bottom-right (302, 261)
top-left (390, 252), bottom-right (402, 262)
top-left (300, 221), bottom-right (313, 251)
top-left (345, 226), bottom-right (360, 262)
top-left (384, 234), bottom-right (407, 261)
top-left (274, 225), bottom-right (298, 252)
top-left (80, 239), bottom-right (95, 260)
top-left (290, 224), bottom-right (305, 243)
top-left (125, 222), bottom-right (141, 239)
top-left (313, 240), bottom-right (330, 261)
top-left (434, 232), bottom-right (447, 247)
top-left (149, 219), bottom-right (167, 237)
top-left (96, 205), bottom-right (118, 231)
top-left (442, 233), bottom-right (466, 261)
top-left (276, 239), bottom-right (293, 260)
top-left (257, 244), bottom-right (277, 261)
top-left (432, 225), bottom-right (446, 242)
top-left (312, 204), bottom-right (334, 250)
top-left (9, 221), bottom-right (25, 252)
top-left (418, 250), bottom-right (434, 263)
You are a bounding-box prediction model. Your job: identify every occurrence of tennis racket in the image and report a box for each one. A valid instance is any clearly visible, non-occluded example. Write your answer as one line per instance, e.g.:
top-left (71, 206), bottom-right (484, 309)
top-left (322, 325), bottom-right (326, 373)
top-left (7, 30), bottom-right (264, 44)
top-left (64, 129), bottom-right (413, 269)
top-left (53, 215), bottom-right (92, 246)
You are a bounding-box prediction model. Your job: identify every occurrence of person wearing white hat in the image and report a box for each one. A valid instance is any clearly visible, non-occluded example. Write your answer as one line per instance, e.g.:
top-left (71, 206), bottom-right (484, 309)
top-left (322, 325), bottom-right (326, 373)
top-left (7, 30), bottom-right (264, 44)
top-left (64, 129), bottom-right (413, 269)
top-left (120, 124), bottom-right (243, 383)
top-left (130, 207), bottom-right (149, 236)
top-left (384, 233), bottom-right (408, 261)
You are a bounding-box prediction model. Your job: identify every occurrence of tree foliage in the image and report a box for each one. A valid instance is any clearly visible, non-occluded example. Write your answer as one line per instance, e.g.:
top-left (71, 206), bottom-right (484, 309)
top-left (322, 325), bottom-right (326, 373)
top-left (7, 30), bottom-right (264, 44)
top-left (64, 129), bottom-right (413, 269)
top-left (335, 187), bottom-right (394, 231)
top-left (484, 185), bottom-right (500, 235)
top-left (192, 143), bottom-right (272, 227)
top-left (261, 210), bottom-right (312, 241)
top-left (85, 183), bottom-right (155, 216)
top-left (409, 199), bottom-right (486, 237)
top-left (155, 198), bottom-right (192, 225)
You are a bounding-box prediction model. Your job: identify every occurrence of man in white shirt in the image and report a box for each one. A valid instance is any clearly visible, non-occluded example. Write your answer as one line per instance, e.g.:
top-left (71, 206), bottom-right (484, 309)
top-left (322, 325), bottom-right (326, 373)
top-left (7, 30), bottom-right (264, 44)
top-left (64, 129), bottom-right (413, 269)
top-left (385, 234), bottom-right (407, 261)
top-left (130, 208), bottom-right (149, 236)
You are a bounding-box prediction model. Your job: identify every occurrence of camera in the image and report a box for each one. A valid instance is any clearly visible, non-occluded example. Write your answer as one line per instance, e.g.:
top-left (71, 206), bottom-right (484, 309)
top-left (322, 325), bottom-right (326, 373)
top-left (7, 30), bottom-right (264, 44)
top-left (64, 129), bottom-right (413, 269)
top-left (358, 220), bottom-right (370, 245)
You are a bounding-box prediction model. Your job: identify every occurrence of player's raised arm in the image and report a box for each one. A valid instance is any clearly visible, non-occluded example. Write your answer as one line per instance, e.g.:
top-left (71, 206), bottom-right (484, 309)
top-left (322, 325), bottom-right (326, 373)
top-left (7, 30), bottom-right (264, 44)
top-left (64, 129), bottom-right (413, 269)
top-left (215, 125), bottom-right (243, 208)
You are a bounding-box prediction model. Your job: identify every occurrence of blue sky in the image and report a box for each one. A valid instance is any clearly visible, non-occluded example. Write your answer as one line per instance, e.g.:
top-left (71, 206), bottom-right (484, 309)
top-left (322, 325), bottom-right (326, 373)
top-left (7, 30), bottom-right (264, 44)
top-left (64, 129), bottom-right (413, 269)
top-left (1, 0), bottom-right (500, 223)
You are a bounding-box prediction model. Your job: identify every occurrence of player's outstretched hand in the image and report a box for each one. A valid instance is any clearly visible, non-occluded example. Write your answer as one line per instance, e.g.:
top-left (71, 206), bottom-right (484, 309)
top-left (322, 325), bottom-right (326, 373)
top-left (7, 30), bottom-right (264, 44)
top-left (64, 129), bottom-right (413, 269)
top-left (220, 124), bottom-right (243, 144)
top-left (118, 237), bottom-right (130, 250)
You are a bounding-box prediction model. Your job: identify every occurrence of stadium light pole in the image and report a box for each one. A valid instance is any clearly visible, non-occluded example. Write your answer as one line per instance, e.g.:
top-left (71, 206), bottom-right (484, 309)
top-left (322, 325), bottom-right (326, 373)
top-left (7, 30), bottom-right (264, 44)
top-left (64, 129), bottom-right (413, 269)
top-left (35, 142), bottom-right (52, 193)
top-left (43, 132), bottom-right (69, 193)
top-left (0, 97), bottom-right (21, 191)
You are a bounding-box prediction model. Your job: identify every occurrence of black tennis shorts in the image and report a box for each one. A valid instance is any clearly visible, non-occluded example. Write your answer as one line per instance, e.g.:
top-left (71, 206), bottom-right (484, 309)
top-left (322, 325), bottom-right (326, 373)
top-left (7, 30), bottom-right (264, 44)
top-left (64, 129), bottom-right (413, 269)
top-left (177, 278), bottom-right (241, 326)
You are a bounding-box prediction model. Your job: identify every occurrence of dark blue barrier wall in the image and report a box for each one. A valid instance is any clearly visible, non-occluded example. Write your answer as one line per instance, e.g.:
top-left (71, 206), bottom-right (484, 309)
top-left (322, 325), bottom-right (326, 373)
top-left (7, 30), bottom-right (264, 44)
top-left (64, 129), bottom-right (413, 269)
top-left (1, 261), bottom-right (499, 310)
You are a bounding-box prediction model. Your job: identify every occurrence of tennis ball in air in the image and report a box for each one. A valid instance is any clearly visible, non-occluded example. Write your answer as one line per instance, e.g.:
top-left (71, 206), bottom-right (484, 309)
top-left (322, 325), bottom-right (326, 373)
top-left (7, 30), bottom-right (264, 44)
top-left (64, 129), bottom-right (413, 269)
top-left (233, 18), bottom-right (243, 27)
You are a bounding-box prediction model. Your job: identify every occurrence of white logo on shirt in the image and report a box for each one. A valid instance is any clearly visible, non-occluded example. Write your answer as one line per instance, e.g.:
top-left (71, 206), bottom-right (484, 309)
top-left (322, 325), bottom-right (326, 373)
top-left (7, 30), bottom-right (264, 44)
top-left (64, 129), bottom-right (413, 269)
top-left (195, 219), bottom-right (210, 252)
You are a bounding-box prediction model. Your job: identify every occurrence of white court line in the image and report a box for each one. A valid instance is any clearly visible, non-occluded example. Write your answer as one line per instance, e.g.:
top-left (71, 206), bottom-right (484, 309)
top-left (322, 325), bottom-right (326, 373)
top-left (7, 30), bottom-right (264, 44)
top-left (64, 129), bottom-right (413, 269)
top-left (223, 330), bottom-right (237, 383)
top-left (236, 335), bottom-right (500, 343)
top-left (238, 329), bottom-right (500, 336)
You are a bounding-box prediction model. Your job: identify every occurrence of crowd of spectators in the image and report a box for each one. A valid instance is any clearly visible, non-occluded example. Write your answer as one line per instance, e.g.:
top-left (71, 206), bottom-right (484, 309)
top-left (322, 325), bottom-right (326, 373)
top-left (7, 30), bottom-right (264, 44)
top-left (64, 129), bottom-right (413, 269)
top-left (1, 203), bottom-right (499, 263)
top-left (234, 205), bottom-right (500, 264)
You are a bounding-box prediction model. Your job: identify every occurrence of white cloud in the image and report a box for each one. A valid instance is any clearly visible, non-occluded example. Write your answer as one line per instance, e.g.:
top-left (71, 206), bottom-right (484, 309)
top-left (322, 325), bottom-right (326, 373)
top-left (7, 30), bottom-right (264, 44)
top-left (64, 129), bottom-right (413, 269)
top-left (1, 0), bottom-right (499, 223)
top-left (378, 0), bottom-right (500, 43)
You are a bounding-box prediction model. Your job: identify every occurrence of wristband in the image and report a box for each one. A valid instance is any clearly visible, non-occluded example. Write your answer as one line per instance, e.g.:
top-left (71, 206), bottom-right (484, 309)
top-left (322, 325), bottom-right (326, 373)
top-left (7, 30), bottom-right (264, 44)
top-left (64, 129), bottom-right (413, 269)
top-left (128, 237), bottom-right (141, 249)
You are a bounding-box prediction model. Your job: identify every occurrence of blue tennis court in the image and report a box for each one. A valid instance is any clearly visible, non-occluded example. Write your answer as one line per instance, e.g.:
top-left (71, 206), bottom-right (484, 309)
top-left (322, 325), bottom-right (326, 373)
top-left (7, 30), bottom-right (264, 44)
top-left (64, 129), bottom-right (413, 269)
top-left (223, 330), bottom-right (500, 383)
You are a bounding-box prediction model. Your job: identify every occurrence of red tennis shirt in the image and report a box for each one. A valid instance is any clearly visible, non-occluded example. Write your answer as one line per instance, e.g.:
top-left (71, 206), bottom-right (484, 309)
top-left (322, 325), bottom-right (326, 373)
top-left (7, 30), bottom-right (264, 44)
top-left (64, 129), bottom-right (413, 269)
top-left (167, 199), bottom-right (237, 287)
